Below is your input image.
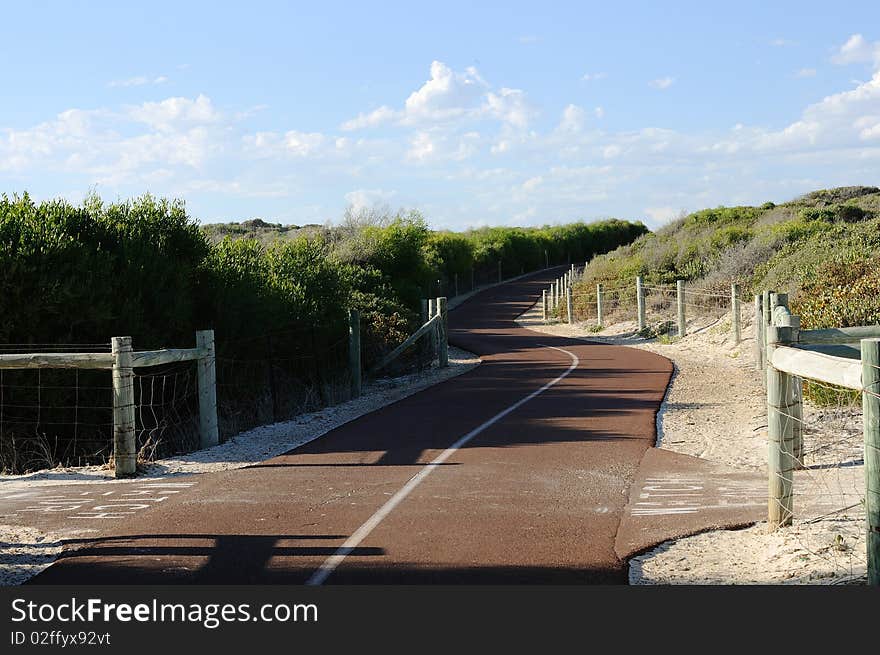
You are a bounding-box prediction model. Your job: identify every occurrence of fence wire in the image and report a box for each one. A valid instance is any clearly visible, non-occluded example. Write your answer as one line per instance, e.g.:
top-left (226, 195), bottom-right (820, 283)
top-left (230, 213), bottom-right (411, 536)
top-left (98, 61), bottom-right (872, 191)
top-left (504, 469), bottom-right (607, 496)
top-left (549, 279), bottom-right (749, 341)
top-left (769, 373), bottom-right (868, 583)
top-left (0, 367), bottom-right (113, 473)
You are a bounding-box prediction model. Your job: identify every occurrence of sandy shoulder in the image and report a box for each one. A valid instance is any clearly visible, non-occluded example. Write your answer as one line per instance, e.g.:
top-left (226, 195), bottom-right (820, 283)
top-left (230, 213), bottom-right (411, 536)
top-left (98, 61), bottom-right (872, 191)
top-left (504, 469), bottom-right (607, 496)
top-left (517, 300), bottom-right (867, 585)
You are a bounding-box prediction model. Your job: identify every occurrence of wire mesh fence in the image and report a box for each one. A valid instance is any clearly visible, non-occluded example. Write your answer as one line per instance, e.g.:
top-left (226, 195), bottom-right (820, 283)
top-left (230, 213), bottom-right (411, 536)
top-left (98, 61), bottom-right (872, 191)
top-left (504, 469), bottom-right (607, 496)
top-left (554, 277), bottom-right (749, 341)
top-left (0, 310), bottom-right (446, 474)
top-left (769, 373), bottom-right (868, 583)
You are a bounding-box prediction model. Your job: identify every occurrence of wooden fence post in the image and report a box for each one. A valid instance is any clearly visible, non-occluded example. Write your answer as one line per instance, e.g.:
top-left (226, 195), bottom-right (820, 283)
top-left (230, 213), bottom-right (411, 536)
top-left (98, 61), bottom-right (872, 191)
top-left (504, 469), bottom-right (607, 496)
top-left (348, 310), bottom-right (361, 399)
top-left (775, 310), bottom-right (803, 469)
top-left (862, 338), bottom-right (880, 585)
top-left (597, 283), bottom-right (604, 328)
top-left (542, 289), bottom-right (548, 322)
top-left (754, 294), bottom-right (764, 370)
top-left (566, 283), bottom-right (573, 325)
top-left (437, 297), bottom-right (448, 367)
top-left (196, 330), bottom-right (219, 450)
top-left (676, 280), bottom-right (686, 338)
top-left (636, 276), bottom-right (645, 331)
top-left (421, 298), bottom-right (430, 362)
top-left (111, 336), bottom-right (137, 477)
top-left (767, 324), bottom-right (795, 529)
top-left (771, 293), bottom-right (803, 468)
top-left (762, 290), bottom-right (772, 356)
top-left (428, 298), bottom-right (437, 359)
top-left (731, 283), bottom-right (741, 344)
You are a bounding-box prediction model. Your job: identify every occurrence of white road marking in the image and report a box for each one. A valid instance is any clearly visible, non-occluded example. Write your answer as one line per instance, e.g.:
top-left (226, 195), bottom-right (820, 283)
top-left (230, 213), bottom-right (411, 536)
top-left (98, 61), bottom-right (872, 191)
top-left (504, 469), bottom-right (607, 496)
top-left (631, 476), bottom-right (765, 516)
top-left (306, 344), bottom-right (580, 586)
top-left (10, 482), bottom-right (196, 519)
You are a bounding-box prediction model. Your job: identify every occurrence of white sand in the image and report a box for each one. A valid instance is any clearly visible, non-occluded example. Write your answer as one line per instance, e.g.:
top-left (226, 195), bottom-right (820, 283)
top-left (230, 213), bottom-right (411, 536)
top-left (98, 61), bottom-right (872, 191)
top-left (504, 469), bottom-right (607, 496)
top-left (0, 526), bottom-right (62, 586)
top-left (518, 299), bottom-right (868, 584)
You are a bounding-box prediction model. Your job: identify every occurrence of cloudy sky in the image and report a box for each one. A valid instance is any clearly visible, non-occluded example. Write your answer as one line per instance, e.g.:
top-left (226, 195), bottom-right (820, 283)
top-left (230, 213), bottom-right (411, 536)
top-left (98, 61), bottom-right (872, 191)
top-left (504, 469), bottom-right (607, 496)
top-left (1, 1), bottom-right (879, 229)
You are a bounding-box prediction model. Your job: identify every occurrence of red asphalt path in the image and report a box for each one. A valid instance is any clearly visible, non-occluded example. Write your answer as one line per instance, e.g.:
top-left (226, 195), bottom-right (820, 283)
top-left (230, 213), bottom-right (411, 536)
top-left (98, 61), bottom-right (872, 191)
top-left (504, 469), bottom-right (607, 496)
top-left (26, 268), bottom-right (763, 584)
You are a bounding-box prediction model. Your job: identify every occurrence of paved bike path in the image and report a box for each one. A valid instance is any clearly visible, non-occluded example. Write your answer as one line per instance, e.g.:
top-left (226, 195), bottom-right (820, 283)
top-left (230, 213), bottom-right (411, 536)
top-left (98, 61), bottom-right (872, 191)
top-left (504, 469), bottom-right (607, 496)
top-left (25, 268), bottom-right (764, 584)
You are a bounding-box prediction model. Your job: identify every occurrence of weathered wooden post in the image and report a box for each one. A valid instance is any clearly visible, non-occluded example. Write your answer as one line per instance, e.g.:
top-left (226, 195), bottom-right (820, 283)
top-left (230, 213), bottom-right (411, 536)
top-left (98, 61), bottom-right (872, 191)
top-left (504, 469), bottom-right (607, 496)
top-left (636, 276), bottom-right (646, 331)
top-left (676, 280), bottom-right (686, 338)
top-left (498, 260), bottom-right (503, 284)
top-left (775, 308), bottom-right (803, 469)
top-left (428, 298), bottom-right (437, 358)
top-left (597, 283), bottom-right (604, 328)
top-left (348, 310), bottom-right (361, 399)
top-left (766, 324), bottom-right (795, 529)
top-left (862, 338), bottom-right (880, 585)
top-left (754, 294), bottom-right (764, 370)
top-left (762, 290), bottom-right (772, 373)
top-left (196, 330), bottom-right (220, 450)
top-left (731, 283), bottom-right (741, 344)
top-left (566, 283), bottom-right (573, 325)
top-left (542, 290), bottom-right (548, 322)
top-left (111, 336), bottom-right (137, 477)
top-left (421, 298), bottom-right (430, 362)
top-left (437, 296), bottom-right (448, 367)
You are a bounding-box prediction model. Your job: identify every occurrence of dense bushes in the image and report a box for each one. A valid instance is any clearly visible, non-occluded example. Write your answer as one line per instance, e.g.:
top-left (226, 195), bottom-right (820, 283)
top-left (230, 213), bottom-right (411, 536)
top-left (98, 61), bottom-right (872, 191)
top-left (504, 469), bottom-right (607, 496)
top-left (0, 192), bottom-right (646, 471)
top-left (575, 186), bottom-right (880, 333)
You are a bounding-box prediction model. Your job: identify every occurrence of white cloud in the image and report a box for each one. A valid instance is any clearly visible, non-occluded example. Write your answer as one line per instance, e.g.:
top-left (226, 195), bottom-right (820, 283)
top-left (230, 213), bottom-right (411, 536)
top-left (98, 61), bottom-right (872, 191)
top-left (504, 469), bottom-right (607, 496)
top-left (483, 88), bottom-right (533, 129)
top-left (402, 61), bottom-right (487, 124)
top-left (341, 61), bottom-right (531, 134)
top-left (344, 188), bottom-right (396, 212)
top-left (284, 130), bottom-right (326, 157)
top-left (644, 207), bottom-right (680, 224)
top-left (127, 94), bottom-right (220, 131)
top-left (581, 72), bottom-right (607, 82)
top-left (649, 77), bottom-right (675, 90)
top-left (770, 38), bottom-right (796, 47)
top-left (832, 34), bottom-right (880, 66)
top-left (6, 56), bottom-right (880, 230)
top-left (602, 144), bottom-right (622, 159)
top-left (406, 131), bottom-right (435, 161)
top-left (521, 175), bottom-right (543, 192)
top-left (795, 68), bottom-right (817, 78)
top-left (340, 105), bottom-right (398, 131)
top-left (557, 104), bottom-right (585, 133)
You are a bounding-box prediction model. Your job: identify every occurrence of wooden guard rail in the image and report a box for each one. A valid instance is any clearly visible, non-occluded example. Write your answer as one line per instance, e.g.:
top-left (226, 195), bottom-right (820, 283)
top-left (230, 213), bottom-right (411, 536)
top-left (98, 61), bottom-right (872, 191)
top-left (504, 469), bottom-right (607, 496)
top-left (0, 330), bottom-right (218, 478)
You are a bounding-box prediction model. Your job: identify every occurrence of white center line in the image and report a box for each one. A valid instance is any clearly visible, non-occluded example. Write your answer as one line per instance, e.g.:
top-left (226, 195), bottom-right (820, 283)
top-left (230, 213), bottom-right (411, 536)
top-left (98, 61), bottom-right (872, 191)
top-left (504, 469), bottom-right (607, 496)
top-left (306, 344), bottom-right (580, 585)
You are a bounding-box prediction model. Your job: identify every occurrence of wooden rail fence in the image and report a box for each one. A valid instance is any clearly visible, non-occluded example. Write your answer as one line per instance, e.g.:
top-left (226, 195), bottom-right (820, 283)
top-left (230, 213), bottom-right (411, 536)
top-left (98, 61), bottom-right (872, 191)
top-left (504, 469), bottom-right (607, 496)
top-left (0, 330), bottom-right (218, 478)
top-left (757, 291), bottom-right (880, 585)
top-left (545, 275), bottom-right (742, 342)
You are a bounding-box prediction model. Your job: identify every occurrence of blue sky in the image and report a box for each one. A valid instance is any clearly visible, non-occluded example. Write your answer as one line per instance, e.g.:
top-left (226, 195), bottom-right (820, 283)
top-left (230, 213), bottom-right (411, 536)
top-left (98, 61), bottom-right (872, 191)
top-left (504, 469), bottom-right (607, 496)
top-left (1, 1), bottom-right (879, 229)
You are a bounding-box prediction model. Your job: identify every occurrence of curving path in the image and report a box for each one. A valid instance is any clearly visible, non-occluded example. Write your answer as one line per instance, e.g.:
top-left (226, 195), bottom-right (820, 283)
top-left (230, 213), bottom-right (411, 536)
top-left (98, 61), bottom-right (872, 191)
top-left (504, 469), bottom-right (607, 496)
top-left (27, 268), bottom-right (763, 584)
